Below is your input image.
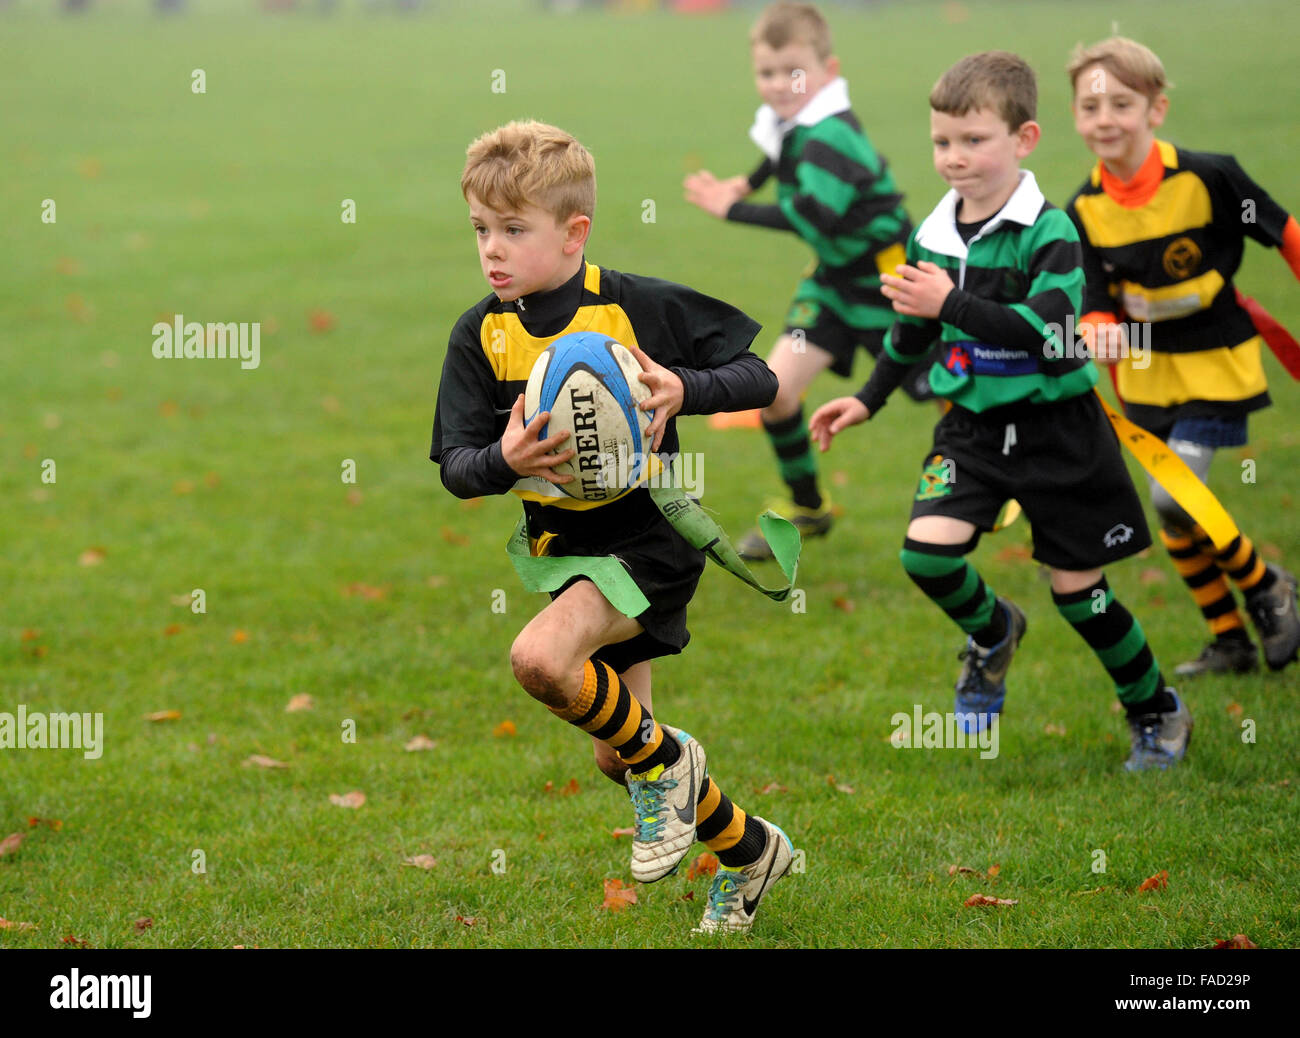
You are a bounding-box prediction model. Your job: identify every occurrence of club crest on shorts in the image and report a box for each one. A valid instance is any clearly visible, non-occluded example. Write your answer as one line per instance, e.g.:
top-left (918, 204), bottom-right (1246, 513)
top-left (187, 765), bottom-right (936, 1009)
top-left (916, 454), bottom-right (955, 501)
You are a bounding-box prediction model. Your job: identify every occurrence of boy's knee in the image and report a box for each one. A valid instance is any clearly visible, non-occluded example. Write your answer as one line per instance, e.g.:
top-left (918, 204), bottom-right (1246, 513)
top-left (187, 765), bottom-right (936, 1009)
top-left (510, 635), bottom-right (570, 708)
top-left (763, 381), bottom-right (803, 421)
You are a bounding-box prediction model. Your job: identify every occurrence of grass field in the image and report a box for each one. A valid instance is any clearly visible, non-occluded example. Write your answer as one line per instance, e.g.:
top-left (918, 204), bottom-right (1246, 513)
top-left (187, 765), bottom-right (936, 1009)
top-left (2, 0), bottom-right (1298, 949)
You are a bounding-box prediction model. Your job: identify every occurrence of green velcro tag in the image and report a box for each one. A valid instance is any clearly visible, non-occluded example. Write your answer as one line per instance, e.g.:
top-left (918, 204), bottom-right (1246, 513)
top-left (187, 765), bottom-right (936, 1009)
top-left (504, 479), bottom-right (801, 620)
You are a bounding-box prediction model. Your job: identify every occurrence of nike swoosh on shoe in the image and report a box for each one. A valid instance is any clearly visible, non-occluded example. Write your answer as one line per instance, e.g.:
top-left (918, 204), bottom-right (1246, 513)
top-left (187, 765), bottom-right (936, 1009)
top-left (741, 847), bottom-right (784, 916)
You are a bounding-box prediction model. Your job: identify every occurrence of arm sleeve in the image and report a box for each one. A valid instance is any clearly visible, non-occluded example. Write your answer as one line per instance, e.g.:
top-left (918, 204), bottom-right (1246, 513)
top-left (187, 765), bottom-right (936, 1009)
top-left (1067, 198), bottom-right (1120, 316)
top-left (747, 157), bottom-right (774, 191)
top-left (673, 351), bottom-right (777, 415)
top-left (937, 212), bottom-right (1084, 352)
top-left (726, 200), bottom-right (795, 230)
top-left (853, 350), bottom-right (911, 416)
top-left (439, 443), bottom-right (519, 499)
top-left (1205, 153), bottom-right (1293, 252)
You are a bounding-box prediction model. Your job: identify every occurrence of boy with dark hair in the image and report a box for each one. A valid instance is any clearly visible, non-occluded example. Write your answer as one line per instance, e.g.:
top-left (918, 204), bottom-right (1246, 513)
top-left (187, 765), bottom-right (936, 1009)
top-left (1065, 35), bottom-right (1300, 676)
top-left (685, 1), bottom-right (936, 561)
top-left (433, 120), bottom-right (795, 932)
top-left (811, 53), bottom-right (1190, 771)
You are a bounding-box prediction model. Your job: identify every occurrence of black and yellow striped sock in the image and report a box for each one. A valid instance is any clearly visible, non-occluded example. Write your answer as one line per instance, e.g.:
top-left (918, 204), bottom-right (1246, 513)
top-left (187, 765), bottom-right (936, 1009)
top-left (763, 407), bottom-right (822, 511)
top-left (696, 776), bottom-right (767, 867)
top-left (1053, 575), bottom-right (1172, 716)
top-left (900, 538), bottom-right (1002, 644)
top-left (1195, 528), bottom-right (1277, 601)
top-left (1160, 528), bottom-right (1248, 639)
top-left (548, 659), bottom-right (679, 773)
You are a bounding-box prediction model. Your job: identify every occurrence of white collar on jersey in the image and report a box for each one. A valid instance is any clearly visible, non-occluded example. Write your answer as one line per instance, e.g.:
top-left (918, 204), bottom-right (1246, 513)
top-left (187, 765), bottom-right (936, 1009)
top-left (914, 169), bottom-right (1046, 259)
top-left (748, 76), bottom-right (851, 162)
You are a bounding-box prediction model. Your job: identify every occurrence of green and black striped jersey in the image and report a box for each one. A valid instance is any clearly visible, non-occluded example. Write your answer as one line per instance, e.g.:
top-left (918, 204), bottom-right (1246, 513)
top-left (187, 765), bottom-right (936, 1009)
top-left (857, 171), bottom-right (1096, 415)
top-left (727, 107), bottom-right (910, 320)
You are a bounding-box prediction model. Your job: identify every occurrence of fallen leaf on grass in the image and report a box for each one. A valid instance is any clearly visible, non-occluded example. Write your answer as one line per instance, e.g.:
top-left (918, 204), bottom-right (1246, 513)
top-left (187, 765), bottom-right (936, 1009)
top-left (1137, 870), bottom-right (1169, 892)
top-left (0, 833), bottom-right (24, 858)
top-left (493, 720), bottom-right (517, 738)
top-left (1213, 934), bottom-right (1258, 949)
top-left (987, 863), bottom-right (1001, 878)
top-left (994, 544), bottom-right (1032, 563)
top-left (145, 710), bottom-right (181, 722)
top-left (329, 791), bottom-right (366, 809)
top-left (1044, 723), bottom-right (1067, 736)
top-left (611, 827), bottom-right (635, 839)
top-left (27, 817), bottom-right (63, 830)
top-left (964, 894), bottom-right (1018, 907)
top-left (341, 583), bottom-right (388, 601)
top-left (0, 918), bottom-right (36, 931)
top-left (346, 489), bottom-right (363, 506)
top-left (680, 891), bottom-right (695, 902)
top-left (756, 782), bottom-right (787, 795)
top-left (559, 778), bottom-right (579, 796)
top-left (824, 775), bottom-right (856, 794)
top-left (601, 878), bottom-right (638, 912)
top-left (455, 915), bottom-right (477, 927)
top-left (832, 597), bottom-right (855, 613)
top-left (404, 734), bottom-right (436, 752)
top-left (231, 629), bottom-right (249, 644)
top-left (308, 309), bottom-right (336, 333)
top-left (285, 694), bottom-right (315, 712)
top-left (78, 547), bottom-right (106, 566)
top-left (242, 755), bottom-right (289, 769)
top-left (1138, 567), bottom-right (1167, 585)
top-left (401, 855), bottom-right (437, 870)
top-left (440, 527), bottom-right (470, 547)
top-left (20, 629), bottom-right (40, 642)
top-left (163, 623), bottom-right (184, 636)
top-left (133, 918), bottom-right (152, 933)
top-left (948, 865), bottom-right (979, 876)
top-left (686, 854), bottom-right (719, 881)
top-left (61, 935), bottom-right (91, 947)
top-left (1226, 702), bottom-right (1243, 718)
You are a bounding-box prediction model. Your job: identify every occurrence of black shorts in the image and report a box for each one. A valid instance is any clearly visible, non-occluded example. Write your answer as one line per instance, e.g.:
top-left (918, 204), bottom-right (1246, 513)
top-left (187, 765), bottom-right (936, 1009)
top-left (783, 301), bottom-right (938, 401)
top-left (908, 392), bottom-right (1152, 570)
top-left (526, 490), bottom-right (705, 673)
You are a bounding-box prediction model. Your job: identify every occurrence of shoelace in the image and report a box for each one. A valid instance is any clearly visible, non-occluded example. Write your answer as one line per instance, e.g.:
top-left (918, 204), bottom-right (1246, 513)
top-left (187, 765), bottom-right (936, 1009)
top-left (628, 776), bottom-right (678, 841)
top-left (1131, 716), bottom-right (1163, 754)
top-left (704, 871), bottom-right (741, 920)
top-left (955, 643), bottom-right (996, 701)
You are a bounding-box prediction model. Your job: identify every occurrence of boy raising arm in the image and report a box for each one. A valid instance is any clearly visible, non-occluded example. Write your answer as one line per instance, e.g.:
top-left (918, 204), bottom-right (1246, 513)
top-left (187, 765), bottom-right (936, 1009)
top-left (811, 53), bottom-right (1189, 771)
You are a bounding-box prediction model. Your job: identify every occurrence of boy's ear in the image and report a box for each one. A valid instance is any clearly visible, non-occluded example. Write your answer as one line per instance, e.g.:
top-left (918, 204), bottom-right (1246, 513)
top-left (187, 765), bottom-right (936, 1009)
top-left (1015, 120), bottom-right (1041, 158)
top-left (1148, 92), bottom-right (1170, 128)
top-left (824, 54), bottom-right (841, 79)
top-left (563, 213), bottom-right (591, 255)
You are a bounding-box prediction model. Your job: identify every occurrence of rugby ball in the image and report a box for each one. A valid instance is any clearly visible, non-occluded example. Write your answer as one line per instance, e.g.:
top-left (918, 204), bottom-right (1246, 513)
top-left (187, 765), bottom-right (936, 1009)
top-left (524, 332), bottom-right (653, 502)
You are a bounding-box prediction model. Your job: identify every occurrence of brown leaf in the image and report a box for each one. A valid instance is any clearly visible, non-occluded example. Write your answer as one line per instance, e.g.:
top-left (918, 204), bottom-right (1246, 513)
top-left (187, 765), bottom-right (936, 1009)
top-left (346, 488), bottom-right (363, 506)
top-left (231, 629), bottom-right (249, 644)
top-left (341, 583), bottom-right (389, 601)
top-left (680, 891), bottom-right (695, 902)
top-left (145, 709), bottom-right (181, 722)
top-left (756, 782), bottom-right (787, 795)
top-left (1213, 934), bottom-right (1258, 949)
top-left (133, 917), bottom-right (153, 933)
top-left (27, 817), bottom-right (63, 831)
top-left (948, 864), bottom-right (978, 876)
top-left (1137, 869), bottom-right (1169, 892)
top-left (159, 400), bottom-right (179, 417)
top-left (242, 754), bottom-right (289, 769)
top-left (994, 544), bottom-right (1032, 563)
top-left (78, 547), bottom-right (107, 566)
top-left (308, 309), bottom-right (336, 333)
top-left (401, 854), bottom-right (437, 870)
top-left (831, 470), bottom-right (848, 487)
top-left (493, 720), bottom-right (517, 738)
top-left (0, 918), bottom-right (36, 931)
top-left (601, 878), bottom-right (638, 912)
top-left (61, 934), bottom-right (91, 947)
top-left (686, 853), bottom-right (719, 881)
top-left (611, 827), bottom-right (636, 839)
top-left (1138, 567), bottom-right (1167, 585)
top-left (329, 791), bottom-right (366, 809)
top-left (163, 623), bottom-right (184, 636)
top-left (285, 693), bottom-right (315, 712)
top-left (404, 734), bottom-right (436, 752)
top-left (559, 778), bottom-right (580, 796)
top-left (0, 832), bottom-right (25, 857)
top-left (441, 527), bottom-right (470, 547)
top-left (455, 915), bottom-right (477, 927)
top-left (832, 596), bottom-right (855, 613)
top-left (20, 629), bottom-right (40, 642)
top-left (964, 894), bottom-right (1018, 907)
top-left (1226, 702), bottom-right (1244, 718)
top-left (542, 781), bottom-right (554, 793)
top-left (987, 863), bottom-right (1001, 878)
top-left (1043, 723), bottom-right (1067, 736)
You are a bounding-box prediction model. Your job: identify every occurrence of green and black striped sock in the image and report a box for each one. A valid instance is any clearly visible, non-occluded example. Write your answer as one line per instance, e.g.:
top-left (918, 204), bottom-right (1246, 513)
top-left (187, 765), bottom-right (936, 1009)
top-left (763, 408), bottom-right (821, 510)
top-left (1053, 576), bottom-right (1172, 716)
top-left (899, 538), bottom-right (1003, 644)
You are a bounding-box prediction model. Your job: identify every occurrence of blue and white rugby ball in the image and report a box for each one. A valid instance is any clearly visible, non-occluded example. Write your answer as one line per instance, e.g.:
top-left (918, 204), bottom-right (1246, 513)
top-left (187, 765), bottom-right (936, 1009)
top-left (524, 332), bottom-right (654, 502)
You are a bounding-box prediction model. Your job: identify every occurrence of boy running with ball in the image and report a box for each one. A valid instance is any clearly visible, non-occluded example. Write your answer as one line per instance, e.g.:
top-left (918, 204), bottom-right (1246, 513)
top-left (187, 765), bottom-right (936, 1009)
top-left (432, 121), bottom-right (795, 932)
top-left (1064, 36), bottom-right (1300, 676)
top-left (811, 53), bottom-right (1190, 771)
top-left (685, 1), bottom-right (936, 561)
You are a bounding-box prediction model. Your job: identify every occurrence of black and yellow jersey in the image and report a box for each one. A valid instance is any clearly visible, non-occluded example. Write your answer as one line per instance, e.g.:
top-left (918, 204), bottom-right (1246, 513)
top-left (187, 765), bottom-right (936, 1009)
top-left (1066, 140), bottom-right (1295, 429)
top-left (431, 260), bottom-right (767, 531)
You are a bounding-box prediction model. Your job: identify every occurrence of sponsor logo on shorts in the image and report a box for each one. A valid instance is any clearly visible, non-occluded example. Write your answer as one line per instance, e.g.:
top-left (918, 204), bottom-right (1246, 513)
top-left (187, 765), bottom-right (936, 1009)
top-left (1104, 523), bottom-right (1135, 547)
top-left (915, 454), bottom-right (954, 501)
top-left (786, 300), bottom-right (819, 327)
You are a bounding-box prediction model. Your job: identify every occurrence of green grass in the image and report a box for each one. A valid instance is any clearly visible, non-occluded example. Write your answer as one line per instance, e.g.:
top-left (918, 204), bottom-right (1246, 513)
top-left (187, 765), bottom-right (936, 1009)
top-left (2, 0), bottom-right (1298, 948)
